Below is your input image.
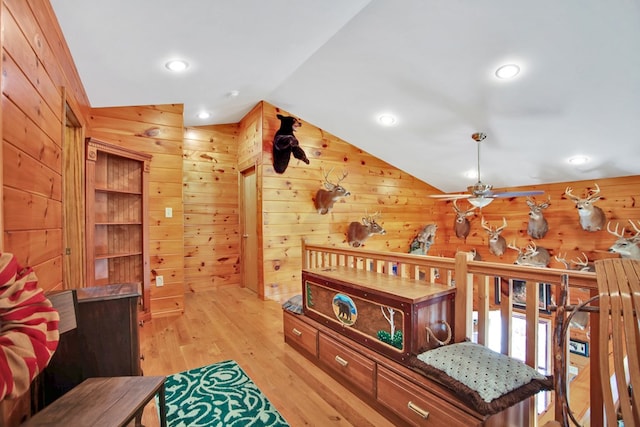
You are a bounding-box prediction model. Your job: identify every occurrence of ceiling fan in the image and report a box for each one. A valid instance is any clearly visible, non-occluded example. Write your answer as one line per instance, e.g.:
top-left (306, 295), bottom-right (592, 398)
top-left (429, 132), bottom-right (544, 208)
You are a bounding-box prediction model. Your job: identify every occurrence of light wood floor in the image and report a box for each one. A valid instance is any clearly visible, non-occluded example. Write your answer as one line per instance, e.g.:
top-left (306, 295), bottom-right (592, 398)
top-left (139, 285), bottom-right (395, 427)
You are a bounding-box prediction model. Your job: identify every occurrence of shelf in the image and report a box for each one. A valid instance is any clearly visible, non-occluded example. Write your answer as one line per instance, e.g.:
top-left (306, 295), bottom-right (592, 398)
top-left (95, 222), bottom-right (142, 226)
top-left (95, 252), bottom-right (143, 260)
top-left (86, 138), bottom-right (152, 317)
top-left (95, 187), bottom-right (142, 195)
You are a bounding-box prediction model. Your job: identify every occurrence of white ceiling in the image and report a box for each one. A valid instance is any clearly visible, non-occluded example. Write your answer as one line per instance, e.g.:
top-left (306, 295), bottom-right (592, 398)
top-left (50, 0), bottom-right (640, 193)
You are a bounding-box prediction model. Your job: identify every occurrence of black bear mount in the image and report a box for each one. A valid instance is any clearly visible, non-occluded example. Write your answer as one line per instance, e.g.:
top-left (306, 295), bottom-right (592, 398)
top-left (272, 114), bottom-right (310, 174)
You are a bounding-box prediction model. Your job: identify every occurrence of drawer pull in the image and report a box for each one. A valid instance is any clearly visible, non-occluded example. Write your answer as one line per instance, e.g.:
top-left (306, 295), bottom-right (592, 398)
top-left (334, 355), bottom-right (349, 367)
top-left (408, 401), bottom-right (429, 419)
top-left (292, 328), bottom-right (303, 337)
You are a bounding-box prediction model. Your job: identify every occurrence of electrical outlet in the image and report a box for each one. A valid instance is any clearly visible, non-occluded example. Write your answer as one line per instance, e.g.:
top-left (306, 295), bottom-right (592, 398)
top-left (165, 207), bottom-right (173, 218)
top-left (156, 275), bottom-right (164, 287)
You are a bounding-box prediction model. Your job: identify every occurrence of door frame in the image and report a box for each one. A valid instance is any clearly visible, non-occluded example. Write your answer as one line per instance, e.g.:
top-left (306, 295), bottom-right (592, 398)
top-left (239, 162), bottom-right (262, 297)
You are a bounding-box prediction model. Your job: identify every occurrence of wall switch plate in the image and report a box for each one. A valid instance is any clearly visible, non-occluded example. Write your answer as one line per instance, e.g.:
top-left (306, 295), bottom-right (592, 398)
top-left (156, 275), bottom-right (164, 287)
top-left (165, 207), bottom-right (173, 218)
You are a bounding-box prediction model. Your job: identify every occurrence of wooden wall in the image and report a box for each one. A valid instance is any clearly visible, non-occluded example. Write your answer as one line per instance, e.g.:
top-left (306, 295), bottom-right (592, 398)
top-left (241, 102), bottom-right (639, 304)
top-left (431, 176), bottom-right (640, 266)
top-left (1, 0), bottom-right (89, 289)
top-left (1, 0), bottom-right (91, 423)
top-left (88, 105), bottom-right (186, 317)
top-left (253, 102), bottom-right (442, 301)
top-left (183, 124), bottom-right (240, 292)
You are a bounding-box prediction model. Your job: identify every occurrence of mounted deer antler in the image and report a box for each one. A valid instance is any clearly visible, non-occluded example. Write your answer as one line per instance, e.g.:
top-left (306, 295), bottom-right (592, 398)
top-left (314, 167), bottom-right (350, 214)
top-left (564, 183), bottom-right (606, 231)
top-left (481, 217), bottom-right (508, 256)
top-left (555, 252), bottom-right (594, 271)
top-left (525, 195), bottom-right (551, 239)
top-left (607, 220), bottom-right (640, 259)
top-left (571, 252), bottom-right (594, 272)
top-left (452, 199), bottom-right (476, 241)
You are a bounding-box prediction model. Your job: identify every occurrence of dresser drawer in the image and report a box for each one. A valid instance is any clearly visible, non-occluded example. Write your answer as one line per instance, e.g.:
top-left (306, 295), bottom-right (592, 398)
top-left (318, 333), bottom-right (376, 397)
top-left (377, 365), bottom-right (481, 427)
top-left (283, 311), bottom-right (318, 357)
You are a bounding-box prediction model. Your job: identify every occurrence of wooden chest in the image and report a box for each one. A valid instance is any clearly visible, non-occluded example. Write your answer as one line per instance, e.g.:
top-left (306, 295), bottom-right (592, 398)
top-left (302, 266), bottom-right (455, 364)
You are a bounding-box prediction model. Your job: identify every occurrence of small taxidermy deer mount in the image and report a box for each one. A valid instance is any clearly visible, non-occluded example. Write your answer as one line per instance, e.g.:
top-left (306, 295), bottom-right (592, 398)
top-left (452, 199), bottom-right (476, 241)
top-left (272, 114), bottom-right (310, 174)
top-left (314, 167), bottom-right (350, 214)
top-left (508, 240), bottom-right (551, 268)
top-left (564, 183), bottom-right (605, 231)
top-left (409, 224), bottom-right (437, 255)
top-left (481, 217), bottom-right (508, 256)
top-left (526, 195), bottom-right (550, 239)
top-left (347, 211), bottom-right (386, 247)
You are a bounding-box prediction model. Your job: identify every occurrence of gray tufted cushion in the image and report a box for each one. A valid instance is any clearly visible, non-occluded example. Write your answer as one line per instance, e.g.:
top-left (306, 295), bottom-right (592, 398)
top-left (409, 341), bottom-right (553, 415)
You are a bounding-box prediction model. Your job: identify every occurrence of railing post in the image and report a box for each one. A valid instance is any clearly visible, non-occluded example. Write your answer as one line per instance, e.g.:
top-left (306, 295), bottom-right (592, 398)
top-left (454, 251), bottom-right (473, 343)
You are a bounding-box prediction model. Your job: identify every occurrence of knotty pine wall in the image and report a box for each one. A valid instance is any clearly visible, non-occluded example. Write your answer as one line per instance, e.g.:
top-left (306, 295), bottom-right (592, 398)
top-left (88, 105), bottom-right (186, 317)
top-left (1, 0), bottom-right (91, 423)
top-left (433, 176), bottom-right (640, 267)
top-left (240, 102), bottom-right (443, 301)
top-left (236, 102), bottom-right (639, 304)
top-left (1, 0), bottom-right (89, 290)
top-left (183, 124), bottom-right (240, 292)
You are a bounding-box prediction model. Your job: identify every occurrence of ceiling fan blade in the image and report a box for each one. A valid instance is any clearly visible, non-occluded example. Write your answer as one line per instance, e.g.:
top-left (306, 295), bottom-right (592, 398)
top-left (492, 190), bottom-right (545, 198)
top-left (428, 194), bottom-right (472, 200)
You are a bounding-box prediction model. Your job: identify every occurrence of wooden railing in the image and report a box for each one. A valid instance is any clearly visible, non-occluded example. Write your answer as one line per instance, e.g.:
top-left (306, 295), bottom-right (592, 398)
top-left (302, 240), bottom-right (600, 426)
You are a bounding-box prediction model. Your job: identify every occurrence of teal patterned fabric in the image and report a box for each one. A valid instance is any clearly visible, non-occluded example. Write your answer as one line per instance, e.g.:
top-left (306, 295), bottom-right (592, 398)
top-left (159, 360), bottom-right (289, 427)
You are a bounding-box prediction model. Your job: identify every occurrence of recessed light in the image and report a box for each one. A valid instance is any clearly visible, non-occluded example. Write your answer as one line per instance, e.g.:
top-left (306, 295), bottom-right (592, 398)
top-left (197, 111), bottom-right (211, 119)
top-left (568, 155), bottom-right (589, 165)
top-left (227, 90), bottom-right (240, 98)
top-left (377, 114), bottom-right (397, 126)
top-left (165, 60), bottom-right (189, 72)
top-left (495, 64), bottom-right (520, 79)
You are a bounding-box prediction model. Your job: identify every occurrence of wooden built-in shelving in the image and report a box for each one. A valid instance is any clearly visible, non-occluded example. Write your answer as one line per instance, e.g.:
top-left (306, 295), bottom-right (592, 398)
top-left (85, 138), bottom-right (152, 319)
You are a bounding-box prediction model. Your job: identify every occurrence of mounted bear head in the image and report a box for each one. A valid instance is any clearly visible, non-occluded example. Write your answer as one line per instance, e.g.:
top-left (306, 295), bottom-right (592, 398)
top-left (272, 114), bottom-right (309, 174)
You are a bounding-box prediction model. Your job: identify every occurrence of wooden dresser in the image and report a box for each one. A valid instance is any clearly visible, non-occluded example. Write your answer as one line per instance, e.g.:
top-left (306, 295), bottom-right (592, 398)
top-left (39, 284), bottom-right (142, 407)
top-left (284, 311), bottom-right (528, 427)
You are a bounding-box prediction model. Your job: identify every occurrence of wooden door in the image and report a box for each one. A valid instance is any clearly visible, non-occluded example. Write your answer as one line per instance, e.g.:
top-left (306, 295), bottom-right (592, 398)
top-left (240, 167), bottom-right (258, 294)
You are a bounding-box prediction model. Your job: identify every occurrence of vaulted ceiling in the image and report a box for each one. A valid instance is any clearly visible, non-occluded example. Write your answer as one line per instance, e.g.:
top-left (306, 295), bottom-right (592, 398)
top-left (50, 0), bottom-right (640, 193)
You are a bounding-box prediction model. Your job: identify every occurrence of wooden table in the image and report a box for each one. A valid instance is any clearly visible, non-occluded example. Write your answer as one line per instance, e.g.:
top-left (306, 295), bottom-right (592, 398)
top-left (23, 376), bottom-right (166, 427)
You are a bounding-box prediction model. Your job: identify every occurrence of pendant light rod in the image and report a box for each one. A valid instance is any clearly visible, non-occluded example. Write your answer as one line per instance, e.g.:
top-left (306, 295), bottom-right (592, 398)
top-left (471, 132), bottom-right (486, 182)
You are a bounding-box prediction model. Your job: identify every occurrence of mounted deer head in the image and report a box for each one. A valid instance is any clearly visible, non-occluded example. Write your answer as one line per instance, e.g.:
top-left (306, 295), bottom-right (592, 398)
top-left (607, 220), bottom-right (640, 260)
top-left (409, 224), bottom-right (437, 255)
top-left (564, 183), bottom-right (606, 231)
top-left (526, 195), bottom-right (551, 239)
top-left (481, 217), bottom-right (508, 256)
top-left (347, 211), bottom-right (386, 247)
top-left (314, 167), bottom-right (350, 214)
top-left (452, 199), bottom-right (476, 241)
top-left (508, 240), bottom-right (551, 267)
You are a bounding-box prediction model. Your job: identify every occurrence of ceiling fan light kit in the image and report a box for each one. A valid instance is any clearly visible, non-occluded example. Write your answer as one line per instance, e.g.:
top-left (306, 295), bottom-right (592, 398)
top-left (429, 133), bottom-right (543, 207)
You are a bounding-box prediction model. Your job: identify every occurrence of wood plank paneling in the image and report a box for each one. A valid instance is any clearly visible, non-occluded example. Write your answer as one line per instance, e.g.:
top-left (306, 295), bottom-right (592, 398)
top-left (1, 0), bottom-right (90, 341)
top-left (183, 124), bottom-right (240, 293)
top-left (89, 105), bottom-right (185, 317)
